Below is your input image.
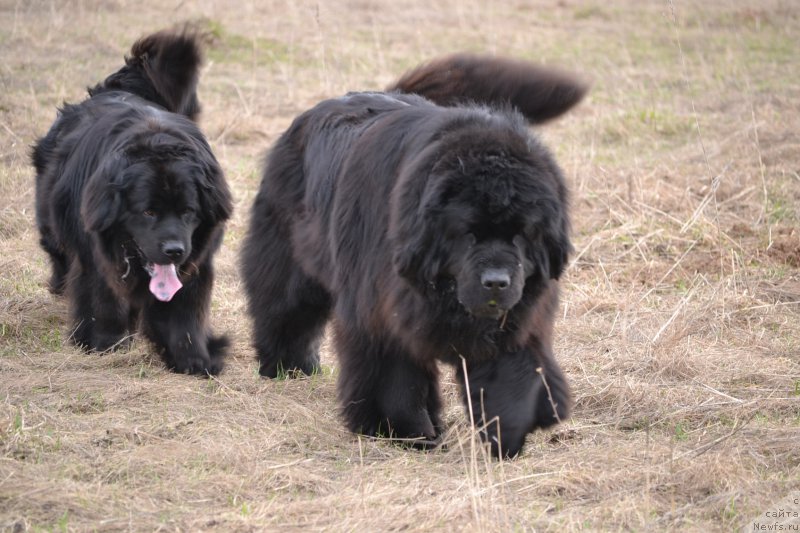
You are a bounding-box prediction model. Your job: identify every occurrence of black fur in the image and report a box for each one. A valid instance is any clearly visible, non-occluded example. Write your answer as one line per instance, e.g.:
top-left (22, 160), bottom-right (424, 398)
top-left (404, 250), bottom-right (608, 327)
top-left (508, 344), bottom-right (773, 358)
top-left (32, 28), bottom-right (233, 375)
top-left (241, 54), bottom-right (586, 457)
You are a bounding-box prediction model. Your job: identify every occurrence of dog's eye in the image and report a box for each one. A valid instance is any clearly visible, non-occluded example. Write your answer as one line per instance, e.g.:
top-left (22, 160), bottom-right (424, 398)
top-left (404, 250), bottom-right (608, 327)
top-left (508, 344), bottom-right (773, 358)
top-left (143, 209), bottom-right (156, 218)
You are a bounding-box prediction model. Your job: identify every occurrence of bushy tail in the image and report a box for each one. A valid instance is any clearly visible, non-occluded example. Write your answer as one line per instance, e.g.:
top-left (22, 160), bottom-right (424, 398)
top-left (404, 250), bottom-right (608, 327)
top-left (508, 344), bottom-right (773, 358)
top-left (89, 25), bottom-right (205, 120)
top-left (388, 53), bottom-right (588, 124)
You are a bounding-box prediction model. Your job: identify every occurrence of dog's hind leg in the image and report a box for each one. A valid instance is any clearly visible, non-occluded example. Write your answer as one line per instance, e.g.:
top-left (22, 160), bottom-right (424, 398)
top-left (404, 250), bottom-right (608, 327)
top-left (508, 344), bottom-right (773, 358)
top-left (38, 233), bottom-right (69, 295)
top-left (250, 274), bottom-right (331, 379)
top-left (68, 257), bottom-right (129, 352)
top-left (241, 204), bottom-right (332, 378)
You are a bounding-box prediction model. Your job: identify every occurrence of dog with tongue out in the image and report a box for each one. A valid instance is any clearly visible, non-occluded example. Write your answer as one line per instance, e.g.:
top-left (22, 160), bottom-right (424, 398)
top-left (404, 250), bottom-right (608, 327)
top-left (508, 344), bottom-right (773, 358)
top-left (32, 28), bottom-right (232, 375)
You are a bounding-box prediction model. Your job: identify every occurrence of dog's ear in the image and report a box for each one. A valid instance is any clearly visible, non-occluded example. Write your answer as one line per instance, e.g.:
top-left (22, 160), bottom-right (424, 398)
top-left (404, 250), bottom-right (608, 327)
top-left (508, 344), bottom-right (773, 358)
top-left (81, 153), bottom-right (127, 233)
top-left (195, 149), bottom-right (233, 225)
top-left (542, 209), bottom-right (572, 280)
top-left (393, 230), bottom-right (450, 289)
top-left (544, 229), bottom-right (571, 280)
top-left (391, 169), bottom-right (450, 287)
top-left (393, 226), bottom-right (438, 287)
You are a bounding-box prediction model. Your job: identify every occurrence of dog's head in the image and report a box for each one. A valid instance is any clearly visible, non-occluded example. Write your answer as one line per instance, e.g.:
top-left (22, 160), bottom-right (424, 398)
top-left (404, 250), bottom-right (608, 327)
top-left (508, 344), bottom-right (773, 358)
top-left (81, 118), bottom-right (232, 279)
top-left (392, 124), bottom-right (570, 320)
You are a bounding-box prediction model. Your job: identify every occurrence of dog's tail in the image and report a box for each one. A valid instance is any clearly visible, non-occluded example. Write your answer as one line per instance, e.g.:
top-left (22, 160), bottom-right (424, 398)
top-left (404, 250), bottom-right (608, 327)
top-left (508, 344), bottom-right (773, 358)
top-left (89, 26), bottom-right (205, 120)
top-left (388, 53), bottom-right (588, 124)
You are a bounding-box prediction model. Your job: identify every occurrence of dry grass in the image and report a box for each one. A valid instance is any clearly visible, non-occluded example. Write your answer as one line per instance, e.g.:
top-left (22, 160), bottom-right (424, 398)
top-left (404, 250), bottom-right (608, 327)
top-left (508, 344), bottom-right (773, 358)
top-left (1, 0), bottom-right (799, 531)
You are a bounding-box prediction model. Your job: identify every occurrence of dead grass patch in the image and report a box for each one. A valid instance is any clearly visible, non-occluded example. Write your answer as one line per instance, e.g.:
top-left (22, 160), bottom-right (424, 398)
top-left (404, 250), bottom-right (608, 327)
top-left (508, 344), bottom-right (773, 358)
top-left (1, 0), bottom-right (798, 531)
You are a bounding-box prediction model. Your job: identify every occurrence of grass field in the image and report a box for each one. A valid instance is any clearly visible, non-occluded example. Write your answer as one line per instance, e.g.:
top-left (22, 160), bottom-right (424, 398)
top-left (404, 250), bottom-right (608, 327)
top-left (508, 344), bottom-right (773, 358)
top-left (1, 0), bottom-right (799, 531)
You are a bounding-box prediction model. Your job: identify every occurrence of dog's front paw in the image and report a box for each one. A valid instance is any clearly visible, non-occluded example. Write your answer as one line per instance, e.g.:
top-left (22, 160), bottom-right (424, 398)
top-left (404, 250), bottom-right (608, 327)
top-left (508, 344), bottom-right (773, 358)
top-left (168, 352), bottom-right (215, 376)
top-left (91, 333), bottom-right (132, 353)
top-left (258, 349), bottom-right (319, 378)
top-left (73, 327), bottom-right (129, 354)
top-left (458, 347), bottom-right (570, 458)
top-left (167, 334), bottom-right (228, 376)
top-left (532, 361), bottom-right (571, 430)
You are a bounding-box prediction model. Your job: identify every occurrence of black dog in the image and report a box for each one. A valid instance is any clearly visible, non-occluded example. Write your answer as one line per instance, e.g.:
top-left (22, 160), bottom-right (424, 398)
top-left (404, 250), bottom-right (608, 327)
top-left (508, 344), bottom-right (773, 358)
top-left (32, 28), bottom-right (233, 375)
top-left (241, 54), bottom-right (586, 457)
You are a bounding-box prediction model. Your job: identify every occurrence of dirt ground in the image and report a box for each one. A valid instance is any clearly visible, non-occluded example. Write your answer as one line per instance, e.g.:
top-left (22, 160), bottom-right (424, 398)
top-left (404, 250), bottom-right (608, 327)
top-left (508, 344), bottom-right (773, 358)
top-left (1, 0), bottom-right (798, 531)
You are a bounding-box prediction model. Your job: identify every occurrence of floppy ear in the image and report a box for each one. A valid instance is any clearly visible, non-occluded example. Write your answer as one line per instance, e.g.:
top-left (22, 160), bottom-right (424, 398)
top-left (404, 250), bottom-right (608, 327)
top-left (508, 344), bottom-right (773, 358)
top-left (81, 153), bottom-right (127, 233)
top-left (391, 172), bottom-right (450, 287)
top-left (542, 210), bottom-right (572, 280)
top-left (393, 224), bottom-right (440, 287)
top-left (195, 148), bottom-right (233, 225)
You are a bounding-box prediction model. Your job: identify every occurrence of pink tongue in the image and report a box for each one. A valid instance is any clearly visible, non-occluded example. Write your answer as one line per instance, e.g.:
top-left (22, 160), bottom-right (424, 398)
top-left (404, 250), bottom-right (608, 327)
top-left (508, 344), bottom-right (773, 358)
top-left (148, 264), bottom-right (183, 302)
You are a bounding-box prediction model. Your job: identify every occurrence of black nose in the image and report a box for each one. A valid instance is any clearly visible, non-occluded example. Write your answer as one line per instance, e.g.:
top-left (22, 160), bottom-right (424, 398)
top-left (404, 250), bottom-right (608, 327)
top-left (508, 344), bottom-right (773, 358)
top-left (481, 269), bottom-right (510, 290)
top-left (161, 240), bottom-right (186, 260)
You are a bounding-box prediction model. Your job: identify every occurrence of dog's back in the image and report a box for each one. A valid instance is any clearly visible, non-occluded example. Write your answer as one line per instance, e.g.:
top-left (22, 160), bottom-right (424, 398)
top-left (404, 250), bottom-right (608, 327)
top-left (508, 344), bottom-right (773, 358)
top-left (88, 28), bottom-right (204, 120)
top-left (388, 53), bottom-right (588, 124)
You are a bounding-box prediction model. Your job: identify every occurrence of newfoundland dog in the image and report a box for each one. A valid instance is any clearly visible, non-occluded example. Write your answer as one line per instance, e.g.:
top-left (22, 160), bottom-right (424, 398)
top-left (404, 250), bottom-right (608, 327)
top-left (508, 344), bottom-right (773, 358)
top-left (32, 28), bottom-right (233, 375)
top-left (241, 54), bottom-right (587, 457)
